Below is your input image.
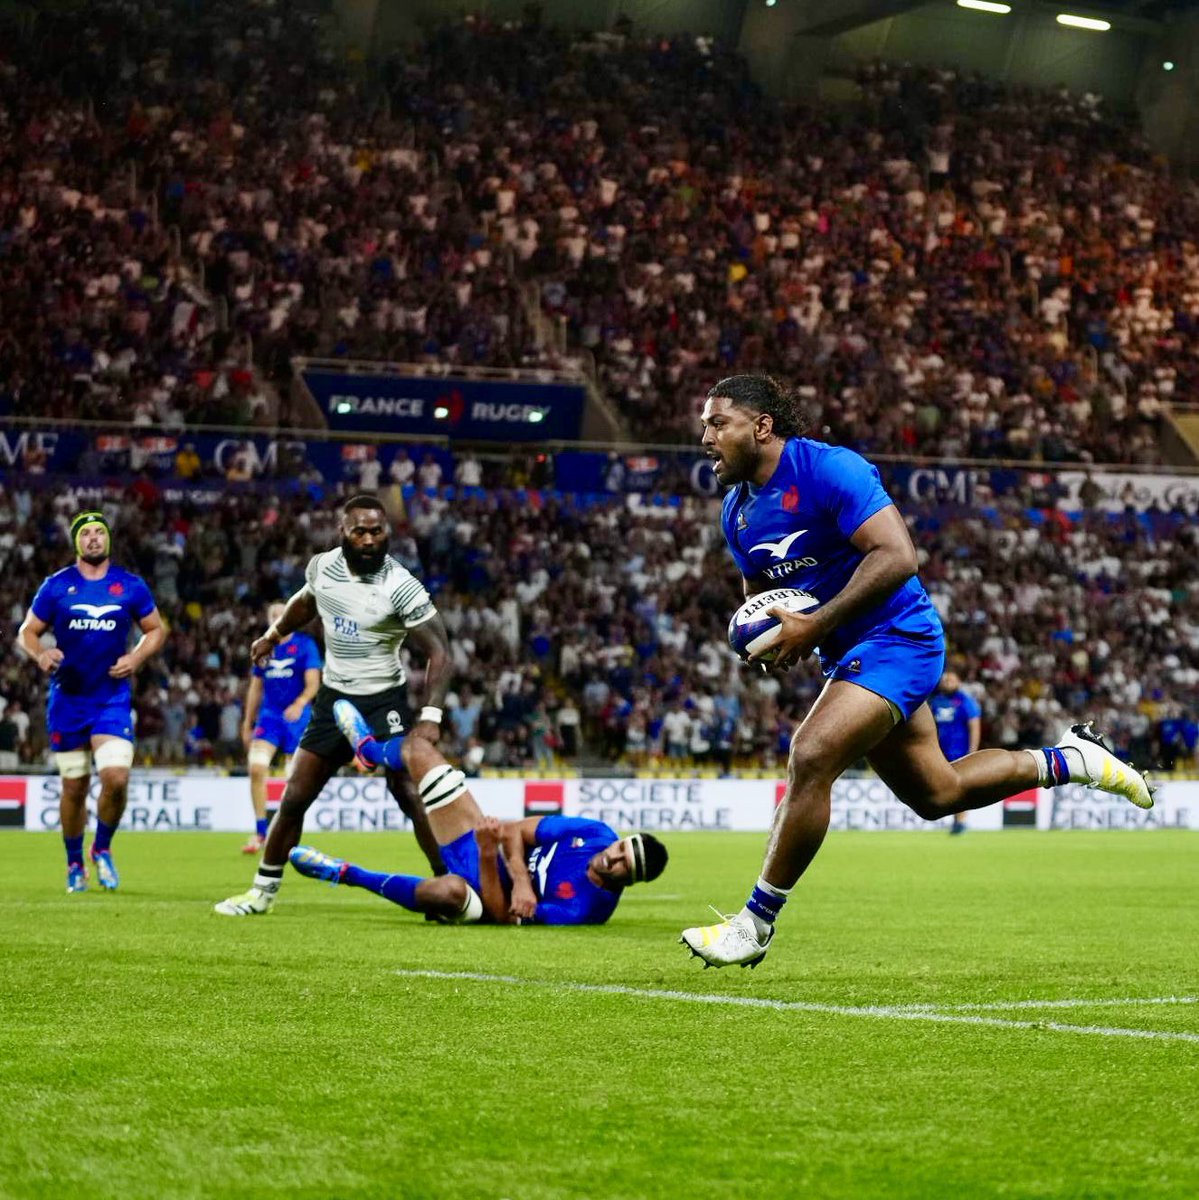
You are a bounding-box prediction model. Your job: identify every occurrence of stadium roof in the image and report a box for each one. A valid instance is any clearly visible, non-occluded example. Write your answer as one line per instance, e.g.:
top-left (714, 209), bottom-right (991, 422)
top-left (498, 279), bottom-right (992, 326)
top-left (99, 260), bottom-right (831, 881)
top-left (791, 0), bottom-right (1199, 37)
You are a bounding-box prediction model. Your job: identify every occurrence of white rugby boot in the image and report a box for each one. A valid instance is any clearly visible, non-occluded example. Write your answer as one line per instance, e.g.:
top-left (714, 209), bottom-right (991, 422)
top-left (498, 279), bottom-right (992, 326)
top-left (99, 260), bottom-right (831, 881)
top-left (213, 886), bottom-right (276, 916)
top-left (680, 911), bottom-right (774, 969)
top-left (1056, 722), bottom-right (1154, 810)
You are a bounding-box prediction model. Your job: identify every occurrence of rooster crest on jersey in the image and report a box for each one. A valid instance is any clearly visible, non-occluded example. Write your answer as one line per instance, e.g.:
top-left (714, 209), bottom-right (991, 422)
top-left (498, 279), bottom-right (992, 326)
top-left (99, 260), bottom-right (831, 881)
top-left (727, 588), bottom-right (820, 661)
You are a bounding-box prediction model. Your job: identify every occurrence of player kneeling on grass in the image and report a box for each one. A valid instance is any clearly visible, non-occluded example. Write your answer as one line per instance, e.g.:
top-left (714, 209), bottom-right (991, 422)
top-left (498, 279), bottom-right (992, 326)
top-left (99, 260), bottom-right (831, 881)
top-left (289, 700), bottom-right (669, 924)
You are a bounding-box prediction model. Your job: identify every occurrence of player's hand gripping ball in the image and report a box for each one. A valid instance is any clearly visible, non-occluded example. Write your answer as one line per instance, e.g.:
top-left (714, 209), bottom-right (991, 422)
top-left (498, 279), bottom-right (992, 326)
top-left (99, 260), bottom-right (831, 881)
top-left (727, 588), bottom-right (820, 663)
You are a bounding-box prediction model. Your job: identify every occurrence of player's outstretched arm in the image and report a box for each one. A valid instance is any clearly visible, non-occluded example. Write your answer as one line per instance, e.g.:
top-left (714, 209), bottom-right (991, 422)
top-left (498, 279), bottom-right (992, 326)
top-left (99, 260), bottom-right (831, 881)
top-left (16, 611), bottom-right (63, 674)
top-left (250, 588), bottom-right (317, 667)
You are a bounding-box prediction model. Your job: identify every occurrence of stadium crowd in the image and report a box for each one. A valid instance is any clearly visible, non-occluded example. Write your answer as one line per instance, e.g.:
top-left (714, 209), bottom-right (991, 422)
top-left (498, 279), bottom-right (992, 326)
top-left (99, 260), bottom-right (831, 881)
top-left (1, 3), bottom-right (1193, 462)
top-left (1, 474), bottom-right (1196, 775)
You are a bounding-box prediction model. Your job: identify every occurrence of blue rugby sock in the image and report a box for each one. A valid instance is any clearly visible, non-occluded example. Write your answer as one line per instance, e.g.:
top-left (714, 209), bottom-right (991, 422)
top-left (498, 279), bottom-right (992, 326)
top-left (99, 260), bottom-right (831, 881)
top-left (255, 818), bottom-right (269, 839)
top-left (92, 820), bottom-right (116, 855)
top-left (741, 876), bottom-right (791, 938)
top-left (345, 865), bottom-right (423, 912)
top-left (357, 735), bottom-right (404, 771)
top-left (1029, 746), bottom-right (1072, 787)
top-left (64, 835), bottom-right (84, 868)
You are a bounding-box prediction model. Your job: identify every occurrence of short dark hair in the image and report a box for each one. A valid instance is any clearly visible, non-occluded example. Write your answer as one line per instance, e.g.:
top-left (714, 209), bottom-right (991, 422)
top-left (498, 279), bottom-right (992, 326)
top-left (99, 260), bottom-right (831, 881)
top-left (707, 374), bottom-right (808, 439)
top-left (342, 494), bottom-right (385, 515)
top-left (640, 833), bottom-right (668, 883)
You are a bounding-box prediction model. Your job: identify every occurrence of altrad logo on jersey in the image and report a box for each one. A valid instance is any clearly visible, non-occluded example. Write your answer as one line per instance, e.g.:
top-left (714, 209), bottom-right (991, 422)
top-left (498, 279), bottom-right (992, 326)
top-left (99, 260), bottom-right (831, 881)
top-left (67, 603), bottom-right (121, 631)
top-left (750, 529), bottom-right (808, 560)
top-left (762, 556), bottom-right (818, 582)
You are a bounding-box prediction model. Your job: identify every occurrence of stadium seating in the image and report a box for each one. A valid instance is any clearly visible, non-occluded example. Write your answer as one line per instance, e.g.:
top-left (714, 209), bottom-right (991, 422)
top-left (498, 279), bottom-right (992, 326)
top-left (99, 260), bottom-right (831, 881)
top-left (0, 6), bottom-right (1188, 462)
top-left (0, 476), bottom-right (1194, 773)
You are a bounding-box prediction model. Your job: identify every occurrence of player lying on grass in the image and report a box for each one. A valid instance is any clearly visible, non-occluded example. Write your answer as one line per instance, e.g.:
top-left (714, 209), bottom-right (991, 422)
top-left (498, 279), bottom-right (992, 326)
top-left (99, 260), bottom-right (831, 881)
top-left (288, 699), bottom-right (669, 924)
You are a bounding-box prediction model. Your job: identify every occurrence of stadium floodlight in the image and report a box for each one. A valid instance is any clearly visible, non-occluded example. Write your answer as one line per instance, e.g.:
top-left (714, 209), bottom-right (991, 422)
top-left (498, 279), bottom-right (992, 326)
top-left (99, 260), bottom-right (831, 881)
top-left (957, 1), bottom-right (1012, 14)
top-left (1056, 14), bottom-right (1111, 31)
top-left (1164, 61), bottom-right (1176, 71)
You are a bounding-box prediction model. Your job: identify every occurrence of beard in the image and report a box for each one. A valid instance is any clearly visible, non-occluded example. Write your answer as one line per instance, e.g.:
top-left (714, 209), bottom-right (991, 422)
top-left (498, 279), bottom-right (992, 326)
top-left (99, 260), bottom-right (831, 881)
top-left (714, 442), bottom-right (757, 485)
top-left (342, 536), bottom-right (388, 575)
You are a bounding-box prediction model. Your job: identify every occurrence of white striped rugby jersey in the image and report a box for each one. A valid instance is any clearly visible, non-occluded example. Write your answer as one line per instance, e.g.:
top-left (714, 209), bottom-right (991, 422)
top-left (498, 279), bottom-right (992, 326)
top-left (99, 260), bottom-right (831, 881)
top-left (301, 548), bottom-right (436, 694)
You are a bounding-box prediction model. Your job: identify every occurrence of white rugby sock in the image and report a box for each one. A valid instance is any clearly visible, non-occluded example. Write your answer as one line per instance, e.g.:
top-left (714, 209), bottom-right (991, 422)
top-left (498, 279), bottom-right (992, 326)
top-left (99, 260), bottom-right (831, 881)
top-left (254, 863), bottom-right (285, 894)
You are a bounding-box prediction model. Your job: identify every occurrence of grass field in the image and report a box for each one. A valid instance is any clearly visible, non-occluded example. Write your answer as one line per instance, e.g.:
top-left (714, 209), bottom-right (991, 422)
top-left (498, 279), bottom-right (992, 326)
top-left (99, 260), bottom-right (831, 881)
top-left (2, 829), bottom-right (1197, 1200)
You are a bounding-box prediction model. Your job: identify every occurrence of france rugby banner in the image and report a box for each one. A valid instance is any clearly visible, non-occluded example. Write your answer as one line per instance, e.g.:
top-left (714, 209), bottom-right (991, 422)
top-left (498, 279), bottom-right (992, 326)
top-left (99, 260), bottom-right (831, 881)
top-left (301, 365), bottom-right (586, 442)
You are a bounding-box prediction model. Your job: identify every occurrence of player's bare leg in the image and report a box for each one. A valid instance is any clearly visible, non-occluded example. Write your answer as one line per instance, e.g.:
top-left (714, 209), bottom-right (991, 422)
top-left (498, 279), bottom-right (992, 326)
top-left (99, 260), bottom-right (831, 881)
top-left (95, 768), bottom-right (129, 827)
top-left (303, 700), bottom-right (486, 919)
top-left (399, 733), bottom-right (485, 842)
top-left (60, 771), bottom-right (90, 893)
top-left (385, 768), bottom-right (446, 875)
top-left (334, 698), bottom-right (481, 850)
top-left (289, 840), bottom-right (480, 922)
top-left (871, 705), bottom-right (1154, 817)
top-left (60, 776), bottom-right (89, 841)
top-left (681, 681), bottom-right (897, 967)
top-left (259, 750), bottom-right (335, 862)
top-left (869, 704), bottom-right (1037, 818)
top-left (89, 735), bottom-right (133, 890)
top-left (242, 739), bottom-right (276, 854)
top-left (214, 748), bottom-right (336, 915)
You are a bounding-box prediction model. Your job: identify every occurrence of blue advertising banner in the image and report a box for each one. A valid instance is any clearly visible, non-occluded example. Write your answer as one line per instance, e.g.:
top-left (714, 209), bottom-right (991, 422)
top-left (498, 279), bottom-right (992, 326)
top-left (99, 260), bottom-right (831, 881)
top-left (303, 369), bottom-right (586, 442)
top-left (0, 427), bottom-right (458, 490)
top-left (554, 450), bottom-right (720, 496)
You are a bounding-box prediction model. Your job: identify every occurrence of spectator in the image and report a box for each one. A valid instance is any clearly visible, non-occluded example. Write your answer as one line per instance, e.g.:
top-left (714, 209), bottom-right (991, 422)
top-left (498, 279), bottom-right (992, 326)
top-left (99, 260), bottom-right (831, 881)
top-left (389, 451), bottom-right (416, 487)
top-left (175, 445), bottom-right (202, 481)
top-left (417, 453), bottom-right (444, 491)
top-left (0, 9), bottom-right (1183, 465)
top-left (0, 706), bottom-right (20, 768)
top-left (357, 449), bottom-right (383, 492)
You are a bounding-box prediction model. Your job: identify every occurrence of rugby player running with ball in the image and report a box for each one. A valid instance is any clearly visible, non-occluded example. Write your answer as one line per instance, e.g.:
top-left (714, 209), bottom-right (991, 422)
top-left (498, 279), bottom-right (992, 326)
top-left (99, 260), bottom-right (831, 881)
top-left (681, 375), bottom-right (1154, 969)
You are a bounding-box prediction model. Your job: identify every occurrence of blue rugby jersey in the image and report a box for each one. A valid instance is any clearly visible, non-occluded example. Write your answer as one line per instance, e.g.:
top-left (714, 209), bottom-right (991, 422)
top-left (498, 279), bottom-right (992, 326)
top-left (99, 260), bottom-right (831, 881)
top-left (521, 816), bottom-right (622, 926)
top-left (720, 438), bottom-right (942, 665)
top-left (930, 688), bottom-right (982, 761)
top-left (253, 632), bottom-right (321, 714)
top-left (30, 565), bottom-right (156, 704)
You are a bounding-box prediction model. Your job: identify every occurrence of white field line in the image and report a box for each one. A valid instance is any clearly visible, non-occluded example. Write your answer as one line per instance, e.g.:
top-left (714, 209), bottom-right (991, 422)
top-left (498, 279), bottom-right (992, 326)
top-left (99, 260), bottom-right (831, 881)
top-left (893, 996), bottom-right (1199, 1012)
top-left (392, 969), bottom-right (1199, 1045)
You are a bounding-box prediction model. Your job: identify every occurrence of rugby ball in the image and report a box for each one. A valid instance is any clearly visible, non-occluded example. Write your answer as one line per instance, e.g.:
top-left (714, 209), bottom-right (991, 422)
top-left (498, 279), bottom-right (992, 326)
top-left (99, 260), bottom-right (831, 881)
top-left (727, 588), bottom-right (820, 662)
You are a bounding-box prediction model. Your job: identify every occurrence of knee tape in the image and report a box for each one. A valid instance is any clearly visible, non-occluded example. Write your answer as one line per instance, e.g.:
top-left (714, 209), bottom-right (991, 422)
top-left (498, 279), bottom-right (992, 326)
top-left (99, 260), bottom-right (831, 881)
top-left (247, 744), bottom-right (275, 768)
top-left (454, 883), bottom-right (484, 924)
top-left (418, 764), bottom-right (467, 811)
top-left (93, 739), bottom-right (134, 771)
top-left (55, 749), bottom-right (91, 779)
